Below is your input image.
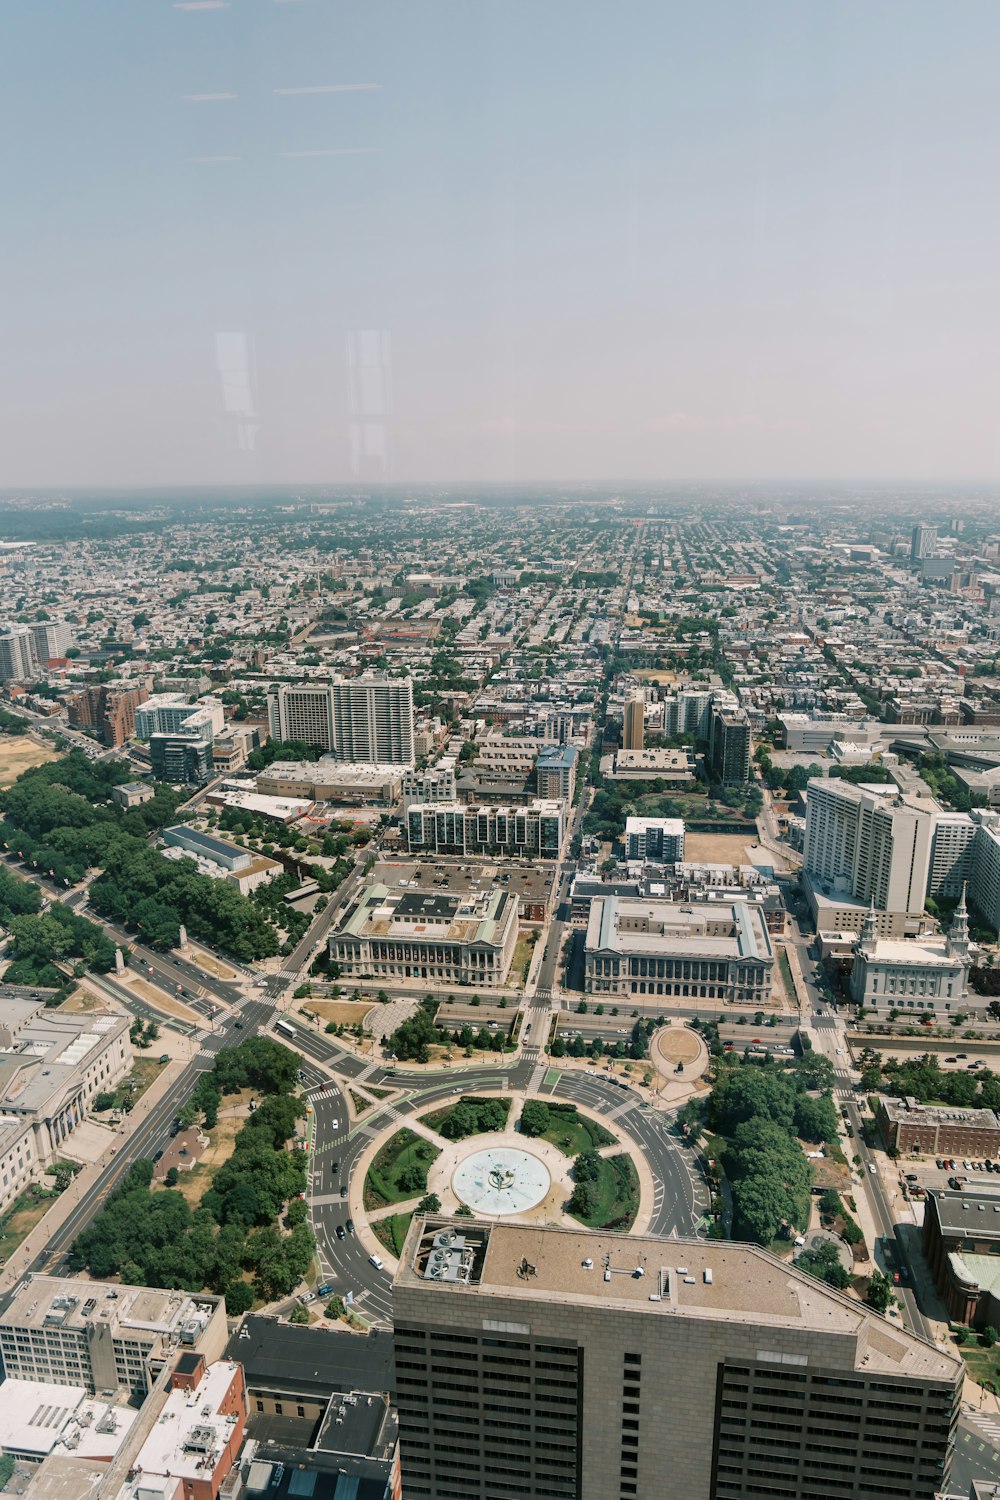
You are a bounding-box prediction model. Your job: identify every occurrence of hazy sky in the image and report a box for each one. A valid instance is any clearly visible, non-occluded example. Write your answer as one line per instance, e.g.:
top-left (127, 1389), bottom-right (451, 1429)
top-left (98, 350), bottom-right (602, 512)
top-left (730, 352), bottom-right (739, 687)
top-left (3, 1), bottom-right (1000, 487)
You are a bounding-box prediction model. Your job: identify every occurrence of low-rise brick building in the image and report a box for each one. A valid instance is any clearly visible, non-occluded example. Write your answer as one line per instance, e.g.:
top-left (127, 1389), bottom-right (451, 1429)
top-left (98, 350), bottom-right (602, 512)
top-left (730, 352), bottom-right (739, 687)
top-left (922, 1188), bottom-right (1000, 1327)
top-left (876, 1096), bottom-right (1000, 1157)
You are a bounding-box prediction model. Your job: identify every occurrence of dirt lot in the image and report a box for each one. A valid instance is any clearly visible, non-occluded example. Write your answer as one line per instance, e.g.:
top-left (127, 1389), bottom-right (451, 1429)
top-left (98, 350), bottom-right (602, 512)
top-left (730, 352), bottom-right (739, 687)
top-left (187, 949), bottom-right (241, 982)
top-left (0, 737), bottom-right (61, 788)
top-left (166, 1094), bottom-right (254, 1205)
top-left (58, 984), bottom-right (104, 1013)
top-left (654, 1027), bottom-right (701, 1063)
top-left (127, 977), bottom-right (202, 1024)
top-left (683, 832), bottom-right (761, 865)
top-left (634, 669), bottom-right (677, 685)
top-left (301, 1000), bottom-right (374, 1026)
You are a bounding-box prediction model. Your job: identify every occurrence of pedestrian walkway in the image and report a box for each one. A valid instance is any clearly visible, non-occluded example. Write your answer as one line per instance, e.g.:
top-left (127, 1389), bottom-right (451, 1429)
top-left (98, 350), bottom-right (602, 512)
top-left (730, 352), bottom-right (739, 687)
top-left (964, 1405), bottom-right (1000, 1452)
top-left (526, 1058), bottom-right (548, 1095)
top-left (607, 1096), bottom-right (638, 1123)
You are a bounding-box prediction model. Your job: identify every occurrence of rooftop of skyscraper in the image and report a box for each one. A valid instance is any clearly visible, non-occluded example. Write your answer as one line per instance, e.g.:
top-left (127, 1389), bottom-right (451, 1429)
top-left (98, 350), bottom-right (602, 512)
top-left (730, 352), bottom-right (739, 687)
top-left (397, 1217), bottom-right (961, 1384)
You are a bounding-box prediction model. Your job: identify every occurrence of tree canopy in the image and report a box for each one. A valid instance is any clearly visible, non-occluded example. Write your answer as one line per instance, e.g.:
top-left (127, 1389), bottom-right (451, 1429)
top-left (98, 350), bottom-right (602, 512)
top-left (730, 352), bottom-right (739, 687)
top-left (71, 1038), bottom-right (311, 1303)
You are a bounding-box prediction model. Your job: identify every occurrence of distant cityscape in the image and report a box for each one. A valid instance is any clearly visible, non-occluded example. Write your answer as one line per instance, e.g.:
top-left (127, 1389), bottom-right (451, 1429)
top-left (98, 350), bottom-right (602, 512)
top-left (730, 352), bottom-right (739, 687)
top-left (3, 486), bottom-right (1000, 1497)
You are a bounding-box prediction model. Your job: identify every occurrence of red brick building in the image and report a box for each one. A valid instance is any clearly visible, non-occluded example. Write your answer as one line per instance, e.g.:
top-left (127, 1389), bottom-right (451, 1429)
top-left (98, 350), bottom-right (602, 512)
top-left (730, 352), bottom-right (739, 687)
top-left (876, 1097), bottom-right (1000, 1157)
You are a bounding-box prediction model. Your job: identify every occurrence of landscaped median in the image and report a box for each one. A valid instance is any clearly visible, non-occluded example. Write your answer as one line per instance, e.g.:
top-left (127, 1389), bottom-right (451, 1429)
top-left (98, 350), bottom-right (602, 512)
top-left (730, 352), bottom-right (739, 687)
top-left (566, 1150), bottom-right (640, 1232)
top-left (519, 1099), bottom-right (615, 1155)
top-left (364, 1129), bottom-right (441, 1212)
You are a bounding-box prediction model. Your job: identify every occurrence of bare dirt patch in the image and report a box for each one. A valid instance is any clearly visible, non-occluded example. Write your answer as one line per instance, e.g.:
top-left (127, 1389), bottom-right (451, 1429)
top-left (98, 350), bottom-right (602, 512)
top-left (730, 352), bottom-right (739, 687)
top-left (167, 1095), bottom-right (253, 1206)
top-left (683, 832), bottom-right (759, 865)
top-left (58, 984), bottom-right (103, 1013)
top-left (0, 738), bottom-right (61, 789)
top-left (187, 950), bottom-right (241, 982)
top-left (654, 1027), bottom-right (701, 1063)
top-left (301, 1000), bottom-right (373, 1027)
top-left (126, 977), bottom-right (202, 1024)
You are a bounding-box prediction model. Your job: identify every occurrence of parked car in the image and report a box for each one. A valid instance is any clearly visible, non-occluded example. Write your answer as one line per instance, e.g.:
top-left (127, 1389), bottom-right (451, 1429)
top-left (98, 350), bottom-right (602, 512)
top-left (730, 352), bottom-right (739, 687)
top-left (369, 1253), bottom-right (384, 1270)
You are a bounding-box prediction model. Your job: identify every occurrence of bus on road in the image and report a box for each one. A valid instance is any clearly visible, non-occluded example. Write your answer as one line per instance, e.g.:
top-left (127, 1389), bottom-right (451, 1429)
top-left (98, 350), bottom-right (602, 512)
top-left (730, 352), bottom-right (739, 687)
top-left (275, 1018), bottom-right (296, 1039)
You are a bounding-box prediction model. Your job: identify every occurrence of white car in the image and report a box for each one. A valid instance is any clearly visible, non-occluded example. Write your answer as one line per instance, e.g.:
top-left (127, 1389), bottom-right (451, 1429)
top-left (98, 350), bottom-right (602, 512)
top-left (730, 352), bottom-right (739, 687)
top-left (369, 1253), bottom-right (384, 1270)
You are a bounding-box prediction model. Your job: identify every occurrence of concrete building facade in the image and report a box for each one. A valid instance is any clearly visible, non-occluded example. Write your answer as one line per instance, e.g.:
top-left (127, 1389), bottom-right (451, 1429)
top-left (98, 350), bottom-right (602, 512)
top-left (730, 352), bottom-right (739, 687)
top-left (623, 816), bottom-right (685, 863)
top-left (393, 1218), bottom-right (961, 1500)
top-left (0, 627), bottom-right (37, 683)
top-left (405, 800), bottom-right (564, 859)
top-left (622, 694), bottom-right (645, 751)
top-left (584, 895), bottom-right (773, 1006)
top-left (535, 743), bottom-right (578, 803)
top-left (708, 707), bottom-right (751, 785)
top-left (849, 893), bottom-right (972, 1017)
top-left (267, 676), bottom-right (414, 765)
top-left (923, 1189), bottom-right (1000, 1328)
top-left (0, 1279), bottom-right (227, 1397)
top-left (804, 780), bottom-right (936, 918)
top-left (329, 882), bottom-right (519, 988)
top-left (0, 1002), bottom-right (131, 1167)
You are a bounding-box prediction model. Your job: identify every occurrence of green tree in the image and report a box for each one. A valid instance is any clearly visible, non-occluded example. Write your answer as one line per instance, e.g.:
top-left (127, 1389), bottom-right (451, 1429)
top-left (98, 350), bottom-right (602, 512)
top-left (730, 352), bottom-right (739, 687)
top-left (224, 1280), bottom-right (255, 1315)
top-left (865, 1270), bottom-right (895, 1315)
top-left (796, 1240), bottom-right (851, 1290)
top-left (519, 1101), bottom-right (550, 1137)
top-left (571, 1151), bottom-right (602, 1184)
top-left (794, 1092), bottom-right (839, 1144)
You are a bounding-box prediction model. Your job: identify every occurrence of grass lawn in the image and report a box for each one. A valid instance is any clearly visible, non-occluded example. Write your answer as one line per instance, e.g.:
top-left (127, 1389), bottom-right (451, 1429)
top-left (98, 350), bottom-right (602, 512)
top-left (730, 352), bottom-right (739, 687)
top-left (530, 1103), bottom-right (615, 1156)
top-left (0, 1183), bottom-right (61, 1261)
top-left (365, 1129), bottom-right (441, 1211)
top-left (372, 1211), bottom-right (414, 1257)
top-left (569, 1154), bottom-right (639, 1232)
top-left (92, 1057), bottom-right (167, 1116)
top-left (512, 932), bottom-right (535, 983)
top-left (420, 1097), bottom-right (511, 1138)
top-left (960, 1344), bottom-right (1000, 1391)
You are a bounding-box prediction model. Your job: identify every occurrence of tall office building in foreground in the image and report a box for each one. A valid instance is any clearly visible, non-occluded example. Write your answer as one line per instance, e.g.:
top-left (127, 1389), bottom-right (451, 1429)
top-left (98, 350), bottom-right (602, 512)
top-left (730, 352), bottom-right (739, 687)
top-left (267, 675), bottom-right (413, 764)
top-left (393, 1218), bottom-right (960, 1500)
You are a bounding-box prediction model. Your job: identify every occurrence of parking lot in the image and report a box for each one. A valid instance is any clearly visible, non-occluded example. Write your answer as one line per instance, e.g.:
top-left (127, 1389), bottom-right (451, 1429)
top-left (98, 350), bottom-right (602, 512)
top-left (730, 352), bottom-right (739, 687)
top-left (889, 1156), bottom-right (1000, 1209)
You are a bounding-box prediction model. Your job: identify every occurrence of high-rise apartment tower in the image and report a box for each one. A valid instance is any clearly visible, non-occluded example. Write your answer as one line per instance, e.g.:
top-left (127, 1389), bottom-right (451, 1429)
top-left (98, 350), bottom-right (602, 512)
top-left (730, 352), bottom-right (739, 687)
top-left (267, 676), bottom-right (414, 764)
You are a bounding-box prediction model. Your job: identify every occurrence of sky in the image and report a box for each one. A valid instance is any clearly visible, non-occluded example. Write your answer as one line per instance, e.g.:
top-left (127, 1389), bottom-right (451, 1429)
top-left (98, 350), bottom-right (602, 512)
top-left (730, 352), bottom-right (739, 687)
top-left (2, 1), bottom-right (1000, 488)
